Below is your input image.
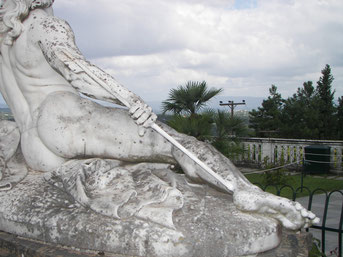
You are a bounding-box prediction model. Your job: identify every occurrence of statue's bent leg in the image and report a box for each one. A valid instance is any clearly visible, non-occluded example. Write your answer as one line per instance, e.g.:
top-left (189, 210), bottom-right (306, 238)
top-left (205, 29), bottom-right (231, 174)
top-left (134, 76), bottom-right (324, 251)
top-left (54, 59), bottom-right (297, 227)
top-left (158, 128), bottom-right (319, 230)
top-left (37, 92), bottom-right (175, 164)
top-left (37, 92), bottom-right (248, 189)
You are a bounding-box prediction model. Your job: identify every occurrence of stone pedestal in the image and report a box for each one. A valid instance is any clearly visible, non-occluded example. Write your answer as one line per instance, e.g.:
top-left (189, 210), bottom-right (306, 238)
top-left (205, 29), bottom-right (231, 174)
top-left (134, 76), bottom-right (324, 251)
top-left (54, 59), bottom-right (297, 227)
top-left (0, 229), bottom-right (312, 257)
top-left (0, 169), bottom-right (286, 257)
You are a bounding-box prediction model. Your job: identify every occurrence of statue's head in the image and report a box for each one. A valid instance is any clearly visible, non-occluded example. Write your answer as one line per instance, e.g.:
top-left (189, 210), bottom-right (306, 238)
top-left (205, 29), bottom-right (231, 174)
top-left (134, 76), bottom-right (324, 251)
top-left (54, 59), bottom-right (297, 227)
top-left (0, 0), bottom-right (54, 45)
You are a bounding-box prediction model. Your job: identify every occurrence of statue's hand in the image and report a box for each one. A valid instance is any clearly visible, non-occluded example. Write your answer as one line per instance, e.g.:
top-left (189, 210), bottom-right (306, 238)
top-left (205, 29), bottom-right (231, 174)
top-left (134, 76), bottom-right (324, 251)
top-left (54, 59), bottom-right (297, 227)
top-left (129, 102), bottom-right (157, 136)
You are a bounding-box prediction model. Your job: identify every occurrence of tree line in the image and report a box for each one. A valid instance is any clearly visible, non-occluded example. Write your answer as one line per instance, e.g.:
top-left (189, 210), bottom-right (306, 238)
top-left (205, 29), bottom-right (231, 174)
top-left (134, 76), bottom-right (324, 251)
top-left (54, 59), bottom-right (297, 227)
top-left (160, 64), bottom-right (342, 158)
top-left (249, 65), bottom-right (343, 140)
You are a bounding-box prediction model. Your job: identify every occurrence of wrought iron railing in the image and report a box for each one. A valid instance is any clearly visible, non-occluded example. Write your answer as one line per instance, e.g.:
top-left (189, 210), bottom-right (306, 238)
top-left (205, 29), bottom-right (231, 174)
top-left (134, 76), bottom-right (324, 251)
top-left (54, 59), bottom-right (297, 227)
top-left (254, 183), bottom-right (343, 256)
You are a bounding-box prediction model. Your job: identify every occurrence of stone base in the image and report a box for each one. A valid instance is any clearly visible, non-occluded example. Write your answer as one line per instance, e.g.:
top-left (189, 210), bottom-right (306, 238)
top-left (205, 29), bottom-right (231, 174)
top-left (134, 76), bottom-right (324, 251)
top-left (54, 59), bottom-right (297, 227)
top-left (0, 231), bottom-right (107, 257)
top-left (0, 170), bottom-right (287, 256)
top-left (0, 230), bottom-right (312, 257)
top-left (258, 230), bottom-right (312, 257)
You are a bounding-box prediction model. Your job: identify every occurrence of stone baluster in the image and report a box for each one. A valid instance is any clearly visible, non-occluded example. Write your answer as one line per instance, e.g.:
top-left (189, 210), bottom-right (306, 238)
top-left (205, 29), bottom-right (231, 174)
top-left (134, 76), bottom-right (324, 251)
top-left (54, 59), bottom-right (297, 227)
top-left (282, 145), bottom-right (287, 164)
top-left (248, 143), bottom-right (254, 161)
top-left (252, 144), bottom-right (255, 161)
top-left (238, 138), bottom-right (342, 172)
top-left (290, 145), bottom-right (295, 163)
top-left (273, 144), bottom-right (278, 165)
top-left (285, 145), bottom-right (289, 163)
top-left (242, 143), bottom-right (247, 160)
top-left (255, 144), bottom-right (260, 162)
top-left (277, 145), bottom-right (283, 165)
top-left (296, 146), bottom-right (301, 164)
top-left (330, 147), bottom-right (335, 169)
top-left (243, 143), bottom-right (248, 161)
top-left (261, 140), bottom-right (272, 165)
top-left (336, 147), bottom-right (342, 170)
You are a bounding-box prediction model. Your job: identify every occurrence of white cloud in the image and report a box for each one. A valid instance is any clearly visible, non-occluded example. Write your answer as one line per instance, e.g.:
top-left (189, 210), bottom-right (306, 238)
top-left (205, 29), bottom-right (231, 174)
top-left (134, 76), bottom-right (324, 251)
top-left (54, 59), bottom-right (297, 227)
top-left (49, 0), bottom-right (343, 103)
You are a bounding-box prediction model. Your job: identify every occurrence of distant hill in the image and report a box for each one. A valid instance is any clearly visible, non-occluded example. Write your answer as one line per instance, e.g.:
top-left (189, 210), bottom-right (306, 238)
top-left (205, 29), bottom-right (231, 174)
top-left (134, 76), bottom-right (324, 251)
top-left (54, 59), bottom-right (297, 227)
top-left (0, 107), bottom-right (14, 121)
top-left (147, 96), bottom-right (264, 114)
top-left (0, 107), bottom-right (11, 113)
top-left (209, 96), bottom-right (264, 112)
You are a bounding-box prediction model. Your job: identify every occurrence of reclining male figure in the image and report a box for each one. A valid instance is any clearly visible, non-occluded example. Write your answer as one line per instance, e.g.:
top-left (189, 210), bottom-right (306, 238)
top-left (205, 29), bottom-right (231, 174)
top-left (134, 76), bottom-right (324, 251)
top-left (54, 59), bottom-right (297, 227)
top-left (0, 0), bottom-right (318, 230)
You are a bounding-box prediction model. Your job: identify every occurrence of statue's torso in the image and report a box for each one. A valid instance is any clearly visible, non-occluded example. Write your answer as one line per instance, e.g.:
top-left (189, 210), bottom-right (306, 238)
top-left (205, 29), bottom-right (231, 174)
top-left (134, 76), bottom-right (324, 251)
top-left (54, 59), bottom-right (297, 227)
top-left (0, 10), bottom-right (75, 171)
top-left (0, 10), bottom-right (76, 132)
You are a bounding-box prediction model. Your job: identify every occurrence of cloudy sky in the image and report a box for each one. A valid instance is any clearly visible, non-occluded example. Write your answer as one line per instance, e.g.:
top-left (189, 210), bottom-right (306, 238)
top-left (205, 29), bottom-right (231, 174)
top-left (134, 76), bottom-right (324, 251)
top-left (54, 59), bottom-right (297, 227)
top-left (1, 0), bottom-right (342, 110)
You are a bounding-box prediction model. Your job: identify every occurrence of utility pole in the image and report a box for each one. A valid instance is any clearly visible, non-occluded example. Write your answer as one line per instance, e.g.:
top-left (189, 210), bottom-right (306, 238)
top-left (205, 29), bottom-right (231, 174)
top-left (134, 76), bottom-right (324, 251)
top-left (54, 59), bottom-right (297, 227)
top-left (219, 100), bottom-right (246, 118)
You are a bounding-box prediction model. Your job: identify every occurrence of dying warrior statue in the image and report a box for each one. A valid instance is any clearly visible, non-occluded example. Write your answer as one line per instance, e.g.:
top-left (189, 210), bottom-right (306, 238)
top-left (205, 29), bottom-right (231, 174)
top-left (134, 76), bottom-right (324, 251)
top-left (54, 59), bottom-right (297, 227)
top-left (0, 0), bottom-right (318, 252)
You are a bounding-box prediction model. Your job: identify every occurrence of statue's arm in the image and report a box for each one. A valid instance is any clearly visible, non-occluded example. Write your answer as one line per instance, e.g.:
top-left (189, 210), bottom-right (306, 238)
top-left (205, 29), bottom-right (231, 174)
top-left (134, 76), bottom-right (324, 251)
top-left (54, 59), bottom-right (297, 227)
top-left (35, 16), bottom-right (156, 130)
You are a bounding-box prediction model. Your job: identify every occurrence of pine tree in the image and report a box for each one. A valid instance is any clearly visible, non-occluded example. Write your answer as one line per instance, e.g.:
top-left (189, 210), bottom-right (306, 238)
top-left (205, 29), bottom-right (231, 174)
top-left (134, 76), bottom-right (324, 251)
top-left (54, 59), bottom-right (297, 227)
top-left (316, 64), bottom-right (335, 139)
top-left (249, 65), bottom-right (338, 140)
top-left (281, 81), bottom-right (320, 139)
top-left (249, 85), bottom-right (283, 137)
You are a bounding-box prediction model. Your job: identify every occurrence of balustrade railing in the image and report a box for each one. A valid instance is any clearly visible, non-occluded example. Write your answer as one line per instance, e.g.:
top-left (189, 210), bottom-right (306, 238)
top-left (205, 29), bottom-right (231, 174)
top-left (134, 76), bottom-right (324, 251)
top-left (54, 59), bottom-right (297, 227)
top-left (237, 138), bottom-right (343, 172)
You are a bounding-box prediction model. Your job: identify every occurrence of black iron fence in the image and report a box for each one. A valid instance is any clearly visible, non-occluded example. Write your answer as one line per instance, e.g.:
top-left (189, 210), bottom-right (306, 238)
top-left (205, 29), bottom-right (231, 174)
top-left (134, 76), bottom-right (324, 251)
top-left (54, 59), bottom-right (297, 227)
top-left (254, 183), bottom-right (343, 256)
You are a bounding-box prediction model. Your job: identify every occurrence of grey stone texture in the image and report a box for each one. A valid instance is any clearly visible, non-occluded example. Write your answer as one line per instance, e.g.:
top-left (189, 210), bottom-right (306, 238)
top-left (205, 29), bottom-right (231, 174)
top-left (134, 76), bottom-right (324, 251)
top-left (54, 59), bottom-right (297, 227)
top-left (0, 169), bottom-right (284, 257)
top-left (0, 229), bottom-right (312, 257)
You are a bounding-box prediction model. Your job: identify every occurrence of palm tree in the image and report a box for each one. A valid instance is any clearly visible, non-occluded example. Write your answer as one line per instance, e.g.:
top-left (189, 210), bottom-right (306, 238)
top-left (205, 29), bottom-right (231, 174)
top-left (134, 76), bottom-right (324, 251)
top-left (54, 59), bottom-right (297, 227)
top-left (167, 109), bottom-right (215, 141)
top-left (162, 81), bottom-right (223, 116)
top-left (161, 81), bottom-right (222, 141)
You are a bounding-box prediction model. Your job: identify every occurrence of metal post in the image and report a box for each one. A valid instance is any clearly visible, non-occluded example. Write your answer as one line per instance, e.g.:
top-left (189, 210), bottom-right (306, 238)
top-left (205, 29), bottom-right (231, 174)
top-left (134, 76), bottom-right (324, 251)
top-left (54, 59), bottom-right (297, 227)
top-left (219, 100), bottom-right (246, 118)
top-left (301, 157), bottom-right (305, 192)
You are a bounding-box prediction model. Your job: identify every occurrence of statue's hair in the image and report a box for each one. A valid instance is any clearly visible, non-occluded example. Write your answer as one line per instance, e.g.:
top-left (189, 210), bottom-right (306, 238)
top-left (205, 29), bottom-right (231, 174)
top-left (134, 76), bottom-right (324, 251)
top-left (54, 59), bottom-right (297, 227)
top-left (0, 0), bottom-right (53, 45)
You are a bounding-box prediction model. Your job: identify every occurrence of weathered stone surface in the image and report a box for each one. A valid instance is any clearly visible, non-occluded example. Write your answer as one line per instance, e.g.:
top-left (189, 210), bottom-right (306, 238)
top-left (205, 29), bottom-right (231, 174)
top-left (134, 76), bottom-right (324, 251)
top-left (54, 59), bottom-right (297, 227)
top-left (0, 170), bottom-right (281, 257)
top-left (258, 230), bottom-right (312, 257)
top-left (45, 160), bottom-right (184, 230)
top-left (0, 121), bottom-right (28, 191)
top-left (0, 229), bottom-right (312, 257)
top-left (0, 231), bottom-right (115, 257)
top-left (0, 121), bottom-right (20, 162)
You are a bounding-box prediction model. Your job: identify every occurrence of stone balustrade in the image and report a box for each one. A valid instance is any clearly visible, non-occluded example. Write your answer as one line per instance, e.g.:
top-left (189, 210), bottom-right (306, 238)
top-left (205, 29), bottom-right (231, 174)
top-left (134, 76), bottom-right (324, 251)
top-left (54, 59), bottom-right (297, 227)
top-left (237, 137), bottom-right (343, 173)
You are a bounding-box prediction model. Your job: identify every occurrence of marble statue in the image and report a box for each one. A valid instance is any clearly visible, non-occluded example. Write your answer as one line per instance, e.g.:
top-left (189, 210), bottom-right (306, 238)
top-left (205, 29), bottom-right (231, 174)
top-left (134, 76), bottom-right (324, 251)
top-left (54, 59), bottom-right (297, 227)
top-left (0, 0), bottom-right (319, 256)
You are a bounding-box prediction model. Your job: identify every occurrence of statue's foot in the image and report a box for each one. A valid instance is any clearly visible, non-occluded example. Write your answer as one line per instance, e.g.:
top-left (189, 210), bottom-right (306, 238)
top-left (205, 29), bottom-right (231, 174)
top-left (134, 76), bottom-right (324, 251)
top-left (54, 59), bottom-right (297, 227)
top-left (233, 188), bottom-right (320, 230)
